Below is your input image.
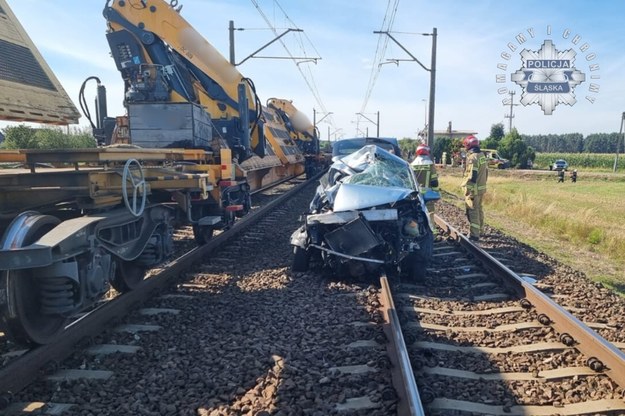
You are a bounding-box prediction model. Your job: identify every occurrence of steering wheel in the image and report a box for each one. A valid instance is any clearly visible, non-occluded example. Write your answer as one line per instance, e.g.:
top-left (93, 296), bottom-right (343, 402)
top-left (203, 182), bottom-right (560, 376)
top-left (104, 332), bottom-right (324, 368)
top-left (122, 158), bottom-right (147, 217)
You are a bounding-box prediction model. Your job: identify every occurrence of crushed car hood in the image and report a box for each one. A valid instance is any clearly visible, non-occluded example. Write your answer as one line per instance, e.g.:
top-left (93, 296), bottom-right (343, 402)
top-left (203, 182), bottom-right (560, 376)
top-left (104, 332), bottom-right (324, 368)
top-left (333, 183), bottom-right (413, 212)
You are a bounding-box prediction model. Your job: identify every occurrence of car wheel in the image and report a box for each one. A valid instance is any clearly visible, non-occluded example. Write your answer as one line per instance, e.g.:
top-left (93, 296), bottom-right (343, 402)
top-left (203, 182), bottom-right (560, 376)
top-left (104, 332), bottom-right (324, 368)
top-left (405, 230), bottom-right (434, 282)
top-left (292, 246), bottom-right (310, 272)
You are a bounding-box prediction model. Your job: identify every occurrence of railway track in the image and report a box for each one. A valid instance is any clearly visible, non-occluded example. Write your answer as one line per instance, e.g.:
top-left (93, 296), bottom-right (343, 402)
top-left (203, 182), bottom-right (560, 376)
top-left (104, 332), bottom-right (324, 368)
top-left (379, 210), bottom-right (625, 415)
top-left (4, 185), bottom-right (625, 415)
top-left (0, 176), bottom-right (312, 410)
top-left (1, 174), bottom-right (399, 415)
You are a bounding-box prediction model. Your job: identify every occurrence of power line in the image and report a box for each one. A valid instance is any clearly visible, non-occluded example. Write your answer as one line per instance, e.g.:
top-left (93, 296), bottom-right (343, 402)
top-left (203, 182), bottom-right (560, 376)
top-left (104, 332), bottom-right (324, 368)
top-left (272, 1), bottom-right (322, 59)
top-left (249, 0), bottom-right (335, 129)
top-left (359, 0), bottom-right (400, 114)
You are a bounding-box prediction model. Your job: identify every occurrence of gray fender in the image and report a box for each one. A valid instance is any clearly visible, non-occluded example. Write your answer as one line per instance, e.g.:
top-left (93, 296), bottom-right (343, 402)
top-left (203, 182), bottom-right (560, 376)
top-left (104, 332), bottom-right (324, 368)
top-left (290, 225), bottom-right (308, 248)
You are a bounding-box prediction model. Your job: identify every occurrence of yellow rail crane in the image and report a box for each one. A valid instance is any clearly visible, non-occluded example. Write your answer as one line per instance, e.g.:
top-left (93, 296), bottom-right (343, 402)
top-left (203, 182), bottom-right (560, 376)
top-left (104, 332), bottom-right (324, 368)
top-left (100, 0), bottom-right (322, 240)
top-left (0, 0), bottom-right (320, 345)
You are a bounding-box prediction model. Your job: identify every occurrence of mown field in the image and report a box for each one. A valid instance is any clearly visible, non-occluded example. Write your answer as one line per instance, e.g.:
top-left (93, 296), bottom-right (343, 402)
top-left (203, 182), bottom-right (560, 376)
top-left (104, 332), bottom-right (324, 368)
top-left (438, 167), bottom-right (625, 292)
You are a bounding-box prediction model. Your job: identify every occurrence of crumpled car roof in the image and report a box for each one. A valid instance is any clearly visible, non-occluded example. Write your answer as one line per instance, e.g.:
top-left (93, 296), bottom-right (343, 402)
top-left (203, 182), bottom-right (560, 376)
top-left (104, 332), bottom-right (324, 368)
top-left (314, 145), bottom-right (420, 212)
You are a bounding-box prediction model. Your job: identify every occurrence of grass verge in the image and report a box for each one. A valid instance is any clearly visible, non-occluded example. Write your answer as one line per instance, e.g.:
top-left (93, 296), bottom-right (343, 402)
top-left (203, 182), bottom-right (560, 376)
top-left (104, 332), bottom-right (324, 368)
top-left (438, 167), bottom-right (625, 291)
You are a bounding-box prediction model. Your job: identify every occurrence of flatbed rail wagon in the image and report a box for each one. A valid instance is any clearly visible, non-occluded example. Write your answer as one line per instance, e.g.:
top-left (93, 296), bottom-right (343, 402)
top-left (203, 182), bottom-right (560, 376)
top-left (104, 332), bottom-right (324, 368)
top-left (0, 146), bottom-right (224, 345)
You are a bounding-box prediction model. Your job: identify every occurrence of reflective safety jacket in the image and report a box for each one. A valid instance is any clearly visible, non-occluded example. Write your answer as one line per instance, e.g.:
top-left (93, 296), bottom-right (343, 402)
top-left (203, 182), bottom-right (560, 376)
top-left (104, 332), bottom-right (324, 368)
top-left (410, 155), bottom-right (439, 192)
top-left (461, 148), bottom-right (488, 196)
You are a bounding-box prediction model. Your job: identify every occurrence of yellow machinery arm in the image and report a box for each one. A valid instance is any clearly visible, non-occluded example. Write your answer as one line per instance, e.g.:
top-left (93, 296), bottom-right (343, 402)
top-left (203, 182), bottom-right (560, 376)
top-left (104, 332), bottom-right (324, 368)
top-left (106, 0), bottom-right (248, 108)
top-left (0, 0), bottom-right (324, 346)
top-left (103, 0), bottom-right (319, 181)
top-left (267, 98), bottom-right (316, 142)
top-left (104, 0), bottom-right (265, 160)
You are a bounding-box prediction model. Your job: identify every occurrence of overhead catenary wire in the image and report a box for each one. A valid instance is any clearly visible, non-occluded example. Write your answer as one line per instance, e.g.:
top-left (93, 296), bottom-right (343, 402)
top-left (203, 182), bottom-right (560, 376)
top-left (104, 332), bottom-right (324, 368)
top-left (272, 1), bottom-right (322, 60)
top-left (249, 0), bottom-right (336, 131)
top-left (359, 0), bottom-right (401, 115)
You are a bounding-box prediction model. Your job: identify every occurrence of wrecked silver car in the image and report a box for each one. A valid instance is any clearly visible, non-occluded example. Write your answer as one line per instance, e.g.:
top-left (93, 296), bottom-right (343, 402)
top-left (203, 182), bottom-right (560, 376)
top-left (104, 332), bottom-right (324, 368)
top-left (290, 145), bottom-right (438, 280)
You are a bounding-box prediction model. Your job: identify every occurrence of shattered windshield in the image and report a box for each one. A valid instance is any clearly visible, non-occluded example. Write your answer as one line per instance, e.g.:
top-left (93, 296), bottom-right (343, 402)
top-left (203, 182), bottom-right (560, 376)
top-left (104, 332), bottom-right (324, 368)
top-left (312, 145), bottom-right (419, 212)
top-left (339, 145), bottom-right (416, 190)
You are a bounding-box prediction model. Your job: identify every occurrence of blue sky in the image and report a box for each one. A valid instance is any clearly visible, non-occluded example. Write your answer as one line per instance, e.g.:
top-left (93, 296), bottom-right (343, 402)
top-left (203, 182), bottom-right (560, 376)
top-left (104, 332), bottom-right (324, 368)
top-left (6, 0), bottom-right (625, 140)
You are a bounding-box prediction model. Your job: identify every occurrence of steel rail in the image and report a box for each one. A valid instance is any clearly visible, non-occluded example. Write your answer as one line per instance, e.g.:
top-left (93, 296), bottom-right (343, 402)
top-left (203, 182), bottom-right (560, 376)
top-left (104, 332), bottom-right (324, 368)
top-left (250, 173), bottom-right (306, 195)
top-left (433, 213), bottom-right (625, 390)
top-left (379, 274), bottom-right (425, 416)
top-left (0, 173), bottom-right (319, 400)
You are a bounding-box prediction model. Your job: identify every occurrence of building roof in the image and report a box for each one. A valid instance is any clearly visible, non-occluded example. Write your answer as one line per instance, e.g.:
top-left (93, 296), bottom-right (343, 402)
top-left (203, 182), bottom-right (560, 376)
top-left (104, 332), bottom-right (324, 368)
top-left (0, 0), bottom-right (80, 125)
top-left (418, 129), bottom-right (478, 139)
top-left (433, 130), bottom-right (478, 137)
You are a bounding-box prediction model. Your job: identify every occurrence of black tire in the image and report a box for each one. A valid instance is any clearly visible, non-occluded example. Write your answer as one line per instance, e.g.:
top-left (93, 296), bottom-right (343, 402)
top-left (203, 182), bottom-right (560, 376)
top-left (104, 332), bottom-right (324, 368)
top-left (407, 230), bottom-right (434, 282)
top-left (292, 246), bottom-right (310, 272)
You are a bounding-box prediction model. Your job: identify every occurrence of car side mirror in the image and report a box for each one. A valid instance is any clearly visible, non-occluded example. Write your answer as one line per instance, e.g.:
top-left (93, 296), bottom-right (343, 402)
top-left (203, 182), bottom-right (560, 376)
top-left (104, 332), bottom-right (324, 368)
top-left (423, 189), bottom-right (441, 202)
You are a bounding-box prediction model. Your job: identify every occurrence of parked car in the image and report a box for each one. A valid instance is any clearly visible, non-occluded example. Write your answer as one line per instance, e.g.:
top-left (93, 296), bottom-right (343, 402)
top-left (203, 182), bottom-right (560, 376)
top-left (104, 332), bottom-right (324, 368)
top-left (482, 149), bottom-right (510, 169)
top-left (332, 137), bottom-right (401, 158)
top-left (550, 159), bottom-right (568, 171)
top-left (290, 144), bottom-right (438, 281)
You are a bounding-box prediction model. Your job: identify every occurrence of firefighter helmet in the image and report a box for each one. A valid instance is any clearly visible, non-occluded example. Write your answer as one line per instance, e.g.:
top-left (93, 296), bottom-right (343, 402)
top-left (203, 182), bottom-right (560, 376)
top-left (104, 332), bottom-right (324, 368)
top-left (463, 135), bottom-right (479, 150)
top-left (415, 144), bottom-right (430, 156)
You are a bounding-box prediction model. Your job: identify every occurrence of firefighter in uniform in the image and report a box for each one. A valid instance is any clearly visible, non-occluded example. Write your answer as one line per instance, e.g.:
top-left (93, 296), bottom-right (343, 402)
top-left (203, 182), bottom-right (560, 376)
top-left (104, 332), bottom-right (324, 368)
top-left (410, 144), bottom-right (439, 227)
top-left (460, 135), bottom-right (488, 241)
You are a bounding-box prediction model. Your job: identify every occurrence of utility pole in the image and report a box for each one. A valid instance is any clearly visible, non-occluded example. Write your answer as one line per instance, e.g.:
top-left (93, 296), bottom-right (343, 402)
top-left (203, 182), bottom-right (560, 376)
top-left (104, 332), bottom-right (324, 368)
top-left (504, 91), bottom-right (518, 133)
top-left (229, 21), bottom-right (236, 65)
top-left (356, 112), bottom-right (380, 137)
top-left (428, 28), bottom-right (437, 149)
top-left (313, 108), bottom-right (333, 143)
top-left (228, 20), bottom-right (314, 66)
top-left (421, 99), bottom-right (427, 138)
top-left (313, 109), bottom-right (333, 131)
top-left (374, 28), bottom-right (437, 148)
top-left (614, 112), bottom-right (625, 172)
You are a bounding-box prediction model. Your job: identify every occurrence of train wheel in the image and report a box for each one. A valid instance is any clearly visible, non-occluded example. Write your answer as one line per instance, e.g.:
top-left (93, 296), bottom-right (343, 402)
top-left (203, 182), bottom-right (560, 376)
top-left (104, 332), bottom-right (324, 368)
top-left (110, 261), bottom-right (146, 292)
top-left (0, 213), bottom-right (67, 345)
top-left (192, 224), bottom-right (214, 245)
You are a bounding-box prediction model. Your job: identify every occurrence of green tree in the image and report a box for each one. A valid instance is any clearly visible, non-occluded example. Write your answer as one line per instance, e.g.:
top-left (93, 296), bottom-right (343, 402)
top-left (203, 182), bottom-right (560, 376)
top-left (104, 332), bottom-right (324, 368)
top-left (66, 133), bottom-right (97, 148)
top-left (432, 136), bottom-right (462, 165)
top-left (399, 138), bottom-right (418, 161)
top-left (1, 125), bottom-right (39, 149)
top-left (481, 123), bottom-right (505, 149)
top-left (0, 125), bottom-right (96, 150)
top-left (490, 123), bottom-right (505, 141)
top-left (521, 132), bottom-right (584, 152)
top-left (584, 133), bottom-right (624, 153)
top-left (36, 128), bottom-right (68, 149)
top-left (498, 128), bottom-right (534, 168)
